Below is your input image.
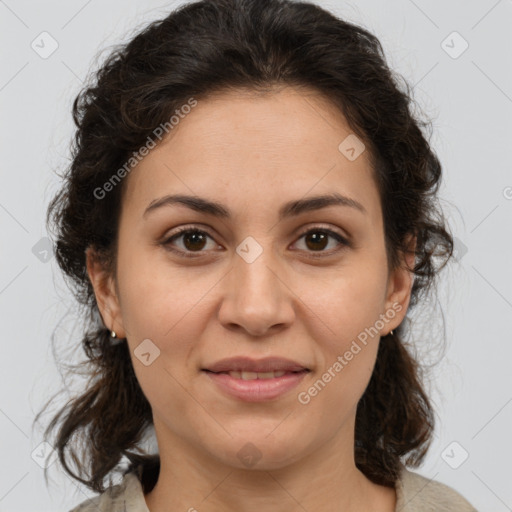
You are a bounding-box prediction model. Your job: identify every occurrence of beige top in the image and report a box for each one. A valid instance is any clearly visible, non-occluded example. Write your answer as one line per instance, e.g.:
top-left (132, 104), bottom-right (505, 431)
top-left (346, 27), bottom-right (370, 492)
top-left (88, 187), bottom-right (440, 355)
top-left (69, 465), bottom-right (478, 511)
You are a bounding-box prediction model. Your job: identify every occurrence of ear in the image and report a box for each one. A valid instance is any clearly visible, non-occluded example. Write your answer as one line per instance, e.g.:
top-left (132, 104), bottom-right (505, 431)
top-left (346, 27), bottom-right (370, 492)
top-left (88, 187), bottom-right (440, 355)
top-left (85, 246), bottom-right (126, 338)
top-left (381, 234), bottom-right (416, 335)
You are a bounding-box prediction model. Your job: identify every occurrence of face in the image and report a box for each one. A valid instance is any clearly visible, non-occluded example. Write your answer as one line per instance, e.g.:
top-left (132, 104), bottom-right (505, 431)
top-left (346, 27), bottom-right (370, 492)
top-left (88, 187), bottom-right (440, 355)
top-left (87, 86), bottom-right (413, 471)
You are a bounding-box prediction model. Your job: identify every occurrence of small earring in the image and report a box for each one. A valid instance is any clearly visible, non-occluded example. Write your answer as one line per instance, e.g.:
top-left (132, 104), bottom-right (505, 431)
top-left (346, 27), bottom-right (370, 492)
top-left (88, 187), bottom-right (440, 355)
top-left (390, 330), bottom-right (394, 336)
top-left (110, 330), bottom-right (117, 338)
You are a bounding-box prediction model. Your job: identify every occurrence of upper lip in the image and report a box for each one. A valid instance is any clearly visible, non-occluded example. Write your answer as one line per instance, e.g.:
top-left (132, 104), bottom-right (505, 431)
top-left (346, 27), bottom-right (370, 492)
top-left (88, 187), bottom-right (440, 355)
top-left (202, 356), bottom-right (310, 373)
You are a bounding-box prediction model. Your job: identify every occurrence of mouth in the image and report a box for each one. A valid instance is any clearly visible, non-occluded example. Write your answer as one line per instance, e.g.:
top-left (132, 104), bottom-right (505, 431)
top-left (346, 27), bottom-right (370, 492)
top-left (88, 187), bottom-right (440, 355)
top-left (202, 369), bottom-right (310, 380)
top-left (202, 369), bottom-right (310, 402)
top-left (202, 356), bottom-right (311, 374)
top-left (201, 357), bottom-right (311, 402)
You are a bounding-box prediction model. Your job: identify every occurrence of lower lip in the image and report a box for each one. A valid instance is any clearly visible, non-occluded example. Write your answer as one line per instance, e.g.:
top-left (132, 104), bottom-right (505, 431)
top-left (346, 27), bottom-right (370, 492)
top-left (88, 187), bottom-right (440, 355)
top-left (203, 370), bottom-right (309, 402)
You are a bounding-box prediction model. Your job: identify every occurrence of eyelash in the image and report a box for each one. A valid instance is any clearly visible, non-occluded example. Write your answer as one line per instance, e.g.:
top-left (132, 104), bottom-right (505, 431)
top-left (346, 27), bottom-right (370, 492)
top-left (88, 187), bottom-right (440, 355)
top-left (160, 225), bottom-right (351, 259)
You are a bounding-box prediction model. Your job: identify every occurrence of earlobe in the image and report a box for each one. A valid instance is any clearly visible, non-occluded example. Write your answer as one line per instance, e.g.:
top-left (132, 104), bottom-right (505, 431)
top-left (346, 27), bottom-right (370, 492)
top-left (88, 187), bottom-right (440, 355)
top-left (85, 246), bottom-right (126, 338)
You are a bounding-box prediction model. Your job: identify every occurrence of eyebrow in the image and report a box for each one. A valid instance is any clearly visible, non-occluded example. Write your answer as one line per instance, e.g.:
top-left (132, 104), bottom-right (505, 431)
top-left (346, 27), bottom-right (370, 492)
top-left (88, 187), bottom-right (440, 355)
top-left (143, 192), bottom-right (367, 220)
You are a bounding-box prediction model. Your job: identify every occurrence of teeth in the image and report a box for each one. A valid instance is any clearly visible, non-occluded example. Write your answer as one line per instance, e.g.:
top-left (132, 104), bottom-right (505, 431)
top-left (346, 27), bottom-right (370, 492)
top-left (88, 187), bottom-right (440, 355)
top-left (228, 370), bottom-right (288, 380)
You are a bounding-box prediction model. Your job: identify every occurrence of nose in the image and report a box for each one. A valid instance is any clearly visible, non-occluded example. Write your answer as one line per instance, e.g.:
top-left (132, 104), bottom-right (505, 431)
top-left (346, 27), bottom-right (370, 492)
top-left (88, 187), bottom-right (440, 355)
top-left (217, 246), bottom-right (295, 337)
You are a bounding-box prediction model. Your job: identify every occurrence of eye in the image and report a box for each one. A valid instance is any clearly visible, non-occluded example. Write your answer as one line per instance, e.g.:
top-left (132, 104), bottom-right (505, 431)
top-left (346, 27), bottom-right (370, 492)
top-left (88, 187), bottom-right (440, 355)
top-left (292, 227), bottom-right (350, 257)
top-left (160, 225), bottom-right (350, 258)
top-left (160, 226), bottom-right (219, 258)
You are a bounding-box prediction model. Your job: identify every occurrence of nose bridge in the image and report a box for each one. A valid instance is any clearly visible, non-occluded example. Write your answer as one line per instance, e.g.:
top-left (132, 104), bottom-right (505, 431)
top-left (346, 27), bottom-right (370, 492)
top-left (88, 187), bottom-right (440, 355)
top-left (234, 234), bottom-right (283, 306)
top-left (237, 243), bottom-right (280, 296)
top-left (218, 235), bottom-right (294, 334)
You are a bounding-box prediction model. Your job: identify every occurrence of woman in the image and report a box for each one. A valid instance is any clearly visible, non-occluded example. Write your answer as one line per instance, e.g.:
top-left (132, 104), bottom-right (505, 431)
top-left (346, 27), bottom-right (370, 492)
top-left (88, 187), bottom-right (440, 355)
top-left (36, 0), bottom-right (477, 510)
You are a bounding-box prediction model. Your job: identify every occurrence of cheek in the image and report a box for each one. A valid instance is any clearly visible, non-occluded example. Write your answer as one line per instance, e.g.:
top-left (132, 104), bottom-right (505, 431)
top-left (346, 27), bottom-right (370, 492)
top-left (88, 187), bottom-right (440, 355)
top-left (116, 246), bottom-right (217, 397)
top-left (296, 261), bottom-right (387, 396)
top-left (301, 262), bottom-right (388, 343)
top-left (116, 242), bottom-right (204, 339)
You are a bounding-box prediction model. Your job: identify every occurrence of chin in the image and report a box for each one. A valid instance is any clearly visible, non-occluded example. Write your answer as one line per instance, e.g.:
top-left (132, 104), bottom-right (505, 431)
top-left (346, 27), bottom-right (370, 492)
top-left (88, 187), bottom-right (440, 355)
top-left (212, 429), bottom-right (312, 471)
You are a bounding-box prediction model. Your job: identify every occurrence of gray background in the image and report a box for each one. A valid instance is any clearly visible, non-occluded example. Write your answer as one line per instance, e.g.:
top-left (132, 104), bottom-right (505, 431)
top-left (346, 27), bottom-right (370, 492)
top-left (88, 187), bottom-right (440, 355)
top-left (0, 0), bottom-right (511, 510)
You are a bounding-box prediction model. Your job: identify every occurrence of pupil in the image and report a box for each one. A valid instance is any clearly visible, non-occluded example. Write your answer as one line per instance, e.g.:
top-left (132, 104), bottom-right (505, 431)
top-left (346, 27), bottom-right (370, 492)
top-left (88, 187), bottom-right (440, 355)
top-left (184, 232), bottom-right (206, 251)
top-left (306, 232), bottom-right (327, 250)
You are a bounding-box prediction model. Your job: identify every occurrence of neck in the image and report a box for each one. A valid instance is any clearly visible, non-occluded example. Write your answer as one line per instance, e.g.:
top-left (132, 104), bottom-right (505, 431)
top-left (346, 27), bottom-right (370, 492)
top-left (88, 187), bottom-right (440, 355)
top-left (143, 418), bottom-right (396, 512)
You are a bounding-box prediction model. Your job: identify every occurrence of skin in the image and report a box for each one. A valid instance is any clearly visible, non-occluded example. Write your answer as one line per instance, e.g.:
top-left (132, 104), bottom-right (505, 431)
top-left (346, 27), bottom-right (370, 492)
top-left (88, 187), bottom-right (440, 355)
top-left (87, 86), bottom-right (415, 512)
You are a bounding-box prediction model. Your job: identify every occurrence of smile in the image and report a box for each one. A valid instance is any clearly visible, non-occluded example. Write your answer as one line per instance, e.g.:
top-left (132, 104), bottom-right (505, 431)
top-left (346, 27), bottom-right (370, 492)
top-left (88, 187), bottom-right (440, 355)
top-left (213, 370), bottom-right (290, 379)
top-left (202, 369), bottom-right (309, 402)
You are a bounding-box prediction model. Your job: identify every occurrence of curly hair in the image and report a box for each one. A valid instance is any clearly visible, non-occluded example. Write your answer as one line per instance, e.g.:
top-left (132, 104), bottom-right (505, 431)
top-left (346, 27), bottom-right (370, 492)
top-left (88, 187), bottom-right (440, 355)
top-left (34, 0), bottom-right (454, 495)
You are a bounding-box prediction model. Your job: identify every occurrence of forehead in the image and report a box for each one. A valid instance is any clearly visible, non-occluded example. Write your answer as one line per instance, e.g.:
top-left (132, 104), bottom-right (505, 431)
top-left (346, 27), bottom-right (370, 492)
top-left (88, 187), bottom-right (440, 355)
top-left (121, 86), bottom-right (381, 223)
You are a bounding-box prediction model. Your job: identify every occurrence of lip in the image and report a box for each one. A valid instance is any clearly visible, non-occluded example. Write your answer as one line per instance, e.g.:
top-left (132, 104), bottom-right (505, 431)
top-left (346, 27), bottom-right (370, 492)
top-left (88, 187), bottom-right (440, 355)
top-left (202, 356), bottom-right (309, 373)
top-left (203, 369), bottom-right (309, 402)
top-left (201, 356), bottom-right (311, 402)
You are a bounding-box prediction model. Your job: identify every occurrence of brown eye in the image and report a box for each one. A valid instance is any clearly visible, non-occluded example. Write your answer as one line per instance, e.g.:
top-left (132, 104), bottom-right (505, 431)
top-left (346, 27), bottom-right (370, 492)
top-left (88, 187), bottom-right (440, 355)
top-left (293, 228), bottom-right (350, 256)
top-left (304, 231), bottom-right (329, 251)
top-left (160, 225), bottom-right (350, 259)
top-left (161, 228), bottom-right (218, 257)
top-left (180, 230), bottom-right (208, 251)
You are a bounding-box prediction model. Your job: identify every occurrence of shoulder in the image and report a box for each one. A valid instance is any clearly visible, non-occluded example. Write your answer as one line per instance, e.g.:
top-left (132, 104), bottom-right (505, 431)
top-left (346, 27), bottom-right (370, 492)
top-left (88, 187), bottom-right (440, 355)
top-left (395, 467), bottom-right (478, 511)
top-left (68, 472), bottom-right (149, 512)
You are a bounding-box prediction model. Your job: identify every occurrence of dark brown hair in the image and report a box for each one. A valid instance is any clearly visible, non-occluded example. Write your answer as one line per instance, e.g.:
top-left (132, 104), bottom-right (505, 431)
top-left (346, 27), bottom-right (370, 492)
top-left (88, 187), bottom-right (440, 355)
top-left (34, 0), bottom-right (453, 495)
